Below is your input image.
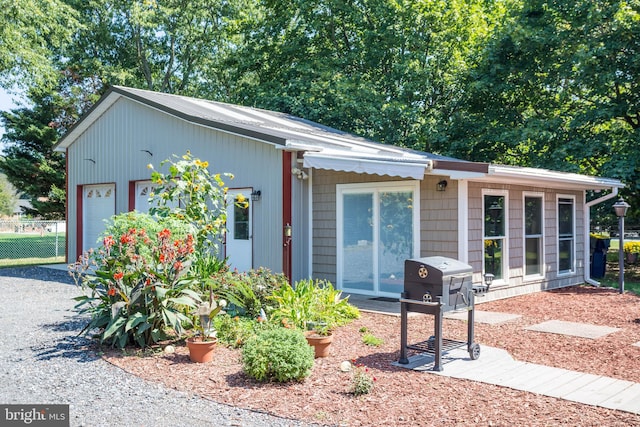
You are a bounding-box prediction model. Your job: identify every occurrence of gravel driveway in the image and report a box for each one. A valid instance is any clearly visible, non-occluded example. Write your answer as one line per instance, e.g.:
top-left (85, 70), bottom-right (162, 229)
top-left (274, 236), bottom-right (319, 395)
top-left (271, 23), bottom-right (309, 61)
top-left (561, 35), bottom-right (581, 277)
top-left (0, 267), bottom-right (315, 427)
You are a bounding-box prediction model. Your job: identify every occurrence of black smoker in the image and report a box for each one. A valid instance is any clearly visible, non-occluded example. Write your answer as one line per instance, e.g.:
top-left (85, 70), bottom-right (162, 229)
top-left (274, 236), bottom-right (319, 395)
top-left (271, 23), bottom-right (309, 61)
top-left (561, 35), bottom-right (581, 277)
top-left (398, 256), bottom-right (488, 371)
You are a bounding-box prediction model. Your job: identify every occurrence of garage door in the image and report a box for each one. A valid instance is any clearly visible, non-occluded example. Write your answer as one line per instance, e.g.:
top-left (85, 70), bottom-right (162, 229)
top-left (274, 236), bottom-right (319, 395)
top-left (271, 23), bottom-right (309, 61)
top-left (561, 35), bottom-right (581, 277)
top-left (82, 184), bottom-right (115, 252)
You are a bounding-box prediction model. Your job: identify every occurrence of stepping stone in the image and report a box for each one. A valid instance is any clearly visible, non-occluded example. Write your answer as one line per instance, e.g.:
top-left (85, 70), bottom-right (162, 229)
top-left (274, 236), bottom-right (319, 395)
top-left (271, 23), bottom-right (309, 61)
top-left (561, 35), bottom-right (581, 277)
top-left (524, 320), bottom-right (621, 339)
top-left (633, 341), bottom-right (640, 348)
top-left (444, 310), bottom-right (521, 325)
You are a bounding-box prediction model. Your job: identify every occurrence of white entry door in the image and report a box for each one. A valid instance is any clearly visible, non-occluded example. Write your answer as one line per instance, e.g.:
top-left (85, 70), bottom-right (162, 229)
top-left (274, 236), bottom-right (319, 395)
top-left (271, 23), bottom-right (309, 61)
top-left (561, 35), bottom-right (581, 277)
top-left (226, 189), bottom-right (253, 272)
top-left (83, 184), bottom-right (115, 252)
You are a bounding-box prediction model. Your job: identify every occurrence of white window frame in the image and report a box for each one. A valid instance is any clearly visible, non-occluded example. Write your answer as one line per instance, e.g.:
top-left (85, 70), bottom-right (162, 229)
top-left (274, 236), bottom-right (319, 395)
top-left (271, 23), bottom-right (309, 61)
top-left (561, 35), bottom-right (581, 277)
top-left (523, 192), bottom-right (545, 281)
top-left (482, 189), bottom-right (509, 286)
top-left (557, 194), bottom-right (576, 276)
top-left (336, 181), bottom-right (420, 296)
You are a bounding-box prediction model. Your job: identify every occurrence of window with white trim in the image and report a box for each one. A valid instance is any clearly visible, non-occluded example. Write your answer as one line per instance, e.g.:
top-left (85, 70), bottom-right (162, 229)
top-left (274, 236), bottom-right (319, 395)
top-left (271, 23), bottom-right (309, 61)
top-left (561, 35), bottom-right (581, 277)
top-left (557, 196), bottom-right (575, 274)
top-left (524, 194), bottom-right (544, 277)
top-left (483, 193), bottom-right (507, 281)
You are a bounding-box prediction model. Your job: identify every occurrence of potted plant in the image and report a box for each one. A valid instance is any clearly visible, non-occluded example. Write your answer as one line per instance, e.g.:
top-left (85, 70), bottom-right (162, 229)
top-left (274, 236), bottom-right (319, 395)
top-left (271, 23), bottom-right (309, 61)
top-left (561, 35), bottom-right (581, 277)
top-left (624, 241), bottom-right (640, 264)
top-left (269, 278), bottom-right (359, 358)
top-left (186, 291), bottom-right (226, 363)
top-left (303, 320), bottom-right (334, 358)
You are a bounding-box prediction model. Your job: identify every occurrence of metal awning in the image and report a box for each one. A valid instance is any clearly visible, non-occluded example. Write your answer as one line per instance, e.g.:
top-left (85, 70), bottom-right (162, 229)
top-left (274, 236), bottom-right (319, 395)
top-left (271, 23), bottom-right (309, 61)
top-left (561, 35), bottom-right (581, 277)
top-left (302, 153), bottom-right (430, 179)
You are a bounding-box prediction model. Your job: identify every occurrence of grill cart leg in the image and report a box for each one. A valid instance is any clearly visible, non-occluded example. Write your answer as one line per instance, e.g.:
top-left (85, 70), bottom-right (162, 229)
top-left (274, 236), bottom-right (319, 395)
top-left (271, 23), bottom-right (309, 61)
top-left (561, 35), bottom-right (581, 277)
top-left (467, 291), bottom-right (474, 348)
top-left (433, 297), bottom-right (444, 371)
top-left (467, 291), bottom-right (481, 360)
top-left (398, 292), bottom-right (409, 364)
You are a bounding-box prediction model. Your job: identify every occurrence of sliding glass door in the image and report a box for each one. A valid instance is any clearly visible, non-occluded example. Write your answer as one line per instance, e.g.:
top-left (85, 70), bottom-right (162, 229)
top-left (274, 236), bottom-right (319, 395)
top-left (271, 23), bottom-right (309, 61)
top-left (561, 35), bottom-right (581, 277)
top-left (337, 182), bottom-right (419, 296)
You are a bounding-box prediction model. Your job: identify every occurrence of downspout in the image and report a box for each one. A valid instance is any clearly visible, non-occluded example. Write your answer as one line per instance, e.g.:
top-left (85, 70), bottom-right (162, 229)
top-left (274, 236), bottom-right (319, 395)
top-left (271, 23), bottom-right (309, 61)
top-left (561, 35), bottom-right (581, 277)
top-left (584, 187), bottom-right (619, 286)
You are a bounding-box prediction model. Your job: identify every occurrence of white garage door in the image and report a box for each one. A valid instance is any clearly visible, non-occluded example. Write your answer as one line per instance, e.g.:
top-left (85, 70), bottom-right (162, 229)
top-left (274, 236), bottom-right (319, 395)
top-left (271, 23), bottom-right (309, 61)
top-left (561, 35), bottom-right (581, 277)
top-left (83, 184), bottom-right (115, 252)
top-left (134, 180), bottom-right (178, 213)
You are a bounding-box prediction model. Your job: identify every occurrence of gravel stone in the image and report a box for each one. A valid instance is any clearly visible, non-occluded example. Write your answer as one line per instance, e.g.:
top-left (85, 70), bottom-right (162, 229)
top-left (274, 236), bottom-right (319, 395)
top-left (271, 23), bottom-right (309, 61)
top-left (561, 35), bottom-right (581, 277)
top-left (0, 266), bottom-right (317, 427)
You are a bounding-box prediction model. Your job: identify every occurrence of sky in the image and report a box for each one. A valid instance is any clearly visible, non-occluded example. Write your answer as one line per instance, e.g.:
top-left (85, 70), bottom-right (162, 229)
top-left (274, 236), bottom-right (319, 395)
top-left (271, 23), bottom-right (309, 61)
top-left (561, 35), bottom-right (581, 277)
top-left (0, 86), bottom-right (23, 141)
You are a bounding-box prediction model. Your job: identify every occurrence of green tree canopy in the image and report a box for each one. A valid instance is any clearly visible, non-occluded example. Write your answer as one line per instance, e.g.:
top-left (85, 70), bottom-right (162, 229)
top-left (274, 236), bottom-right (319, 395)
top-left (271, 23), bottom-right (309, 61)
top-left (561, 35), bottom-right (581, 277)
top-left (445, 0), bottom-right (640, 206)
top-left (0, 0), bottom-right (78, 89)
top-left (222, 0), bottom-right (505, 150)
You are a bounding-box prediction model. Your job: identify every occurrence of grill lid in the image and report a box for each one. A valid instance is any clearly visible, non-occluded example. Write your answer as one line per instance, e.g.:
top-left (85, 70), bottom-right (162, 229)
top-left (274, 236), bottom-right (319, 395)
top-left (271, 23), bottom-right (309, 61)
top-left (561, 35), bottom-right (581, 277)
top-left (405, 256), bottom-right (472, 282)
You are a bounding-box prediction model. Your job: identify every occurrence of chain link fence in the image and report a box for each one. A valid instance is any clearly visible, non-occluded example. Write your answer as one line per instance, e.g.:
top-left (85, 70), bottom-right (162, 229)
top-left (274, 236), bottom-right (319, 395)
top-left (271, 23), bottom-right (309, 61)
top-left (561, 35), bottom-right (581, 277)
top-left (0, 220), bottom-right (66, 266)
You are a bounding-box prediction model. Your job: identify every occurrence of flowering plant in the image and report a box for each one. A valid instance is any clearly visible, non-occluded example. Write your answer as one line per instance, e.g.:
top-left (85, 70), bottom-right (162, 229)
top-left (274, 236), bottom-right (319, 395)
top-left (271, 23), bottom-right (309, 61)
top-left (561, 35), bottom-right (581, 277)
top-left (71, 212), bottom-right (202, 348)
top-left (624, 241), bottom-right (640, 254)
top-left (148, 151), bottom-right (235, 255)
top-left (350, 361), bottom-right (376, 396)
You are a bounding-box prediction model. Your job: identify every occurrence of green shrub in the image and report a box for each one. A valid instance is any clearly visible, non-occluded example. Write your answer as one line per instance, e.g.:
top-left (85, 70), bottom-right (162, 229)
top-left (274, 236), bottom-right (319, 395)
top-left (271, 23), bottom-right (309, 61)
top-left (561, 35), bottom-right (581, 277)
top-left (208, 267), bottom-right (288, 317)
top-left (241, 328), bottom-right (314, 382)
top-left (213, 314), bottom-right (274, 348)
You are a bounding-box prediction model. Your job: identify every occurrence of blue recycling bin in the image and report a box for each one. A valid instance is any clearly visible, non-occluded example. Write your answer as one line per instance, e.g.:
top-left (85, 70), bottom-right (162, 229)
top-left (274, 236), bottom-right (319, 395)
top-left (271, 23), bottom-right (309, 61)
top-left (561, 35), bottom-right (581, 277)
top-left (590, 238), bottom-right (610, 279)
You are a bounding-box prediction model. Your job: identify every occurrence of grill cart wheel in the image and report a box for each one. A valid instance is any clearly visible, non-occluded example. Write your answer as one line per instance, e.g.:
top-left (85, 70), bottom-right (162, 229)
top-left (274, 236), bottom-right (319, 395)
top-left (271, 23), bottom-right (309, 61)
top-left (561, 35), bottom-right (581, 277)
top-left (427, 335), bottom-right (435, 351)
top-left (469, 343), bottom-right (481, 360)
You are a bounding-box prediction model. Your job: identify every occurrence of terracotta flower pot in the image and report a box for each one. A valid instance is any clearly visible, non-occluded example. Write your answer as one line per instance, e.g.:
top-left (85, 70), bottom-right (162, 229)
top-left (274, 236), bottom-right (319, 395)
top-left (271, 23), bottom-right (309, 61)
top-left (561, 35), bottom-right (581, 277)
top-left (304, 331), bottom-right (333, 358)
top-left (186, 337), bottom-right (218, 363)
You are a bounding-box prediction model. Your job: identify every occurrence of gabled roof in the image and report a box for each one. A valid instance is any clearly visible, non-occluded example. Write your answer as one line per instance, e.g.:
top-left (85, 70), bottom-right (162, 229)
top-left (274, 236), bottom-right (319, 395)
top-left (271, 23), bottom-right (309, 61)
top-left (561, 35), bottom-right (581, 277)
top-left (54, 86), bottom-right (486, 180)
top-left (54, 85), bottom-right (623, 190)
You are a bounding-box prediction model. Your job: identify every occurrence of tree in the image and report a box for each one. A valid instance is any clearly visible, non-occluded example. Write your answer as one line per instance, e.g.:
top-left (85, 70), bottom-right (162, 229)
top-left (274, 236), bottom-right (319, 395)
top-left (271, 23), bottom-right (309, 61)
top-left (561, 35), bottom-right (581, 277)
top-left (222, 0), bottom-right (505, 150)
top-left (0, 0), bottom-right (78, 90)
top-left (444, 0), bottom-right (640, 220)
top-left (0, 174), bottom-right (19, 217)
top-left (0, 89), bottom-right (66, 219)
top-left (63, 0), bottom-right (247, 95)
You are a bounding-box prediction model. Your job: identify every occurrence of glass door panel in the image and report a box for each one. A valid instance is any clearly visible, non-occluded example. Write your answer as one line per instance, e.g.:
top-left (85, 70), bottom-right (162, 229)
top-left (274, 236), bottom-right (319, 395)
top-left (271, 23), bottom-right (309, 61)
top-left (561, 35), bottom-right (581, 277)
top-left (379, 191), bottom-right (413, 294)
top-left (342, 193), bottom-right (374, 292)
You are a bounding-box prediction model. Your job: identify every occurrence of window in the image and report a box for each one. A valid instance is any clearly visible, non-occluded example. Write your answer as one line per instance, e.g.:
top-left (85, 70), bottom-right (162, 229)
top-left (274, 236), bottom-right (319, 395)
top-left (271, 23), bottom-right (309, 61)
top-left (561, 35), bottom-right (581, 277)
top-left (234, 202), bottom-right (250, 240)
top-left (558, 197), bottom-right (575, 274)
top-left (483, 193), bottom-right (507, 281)
top-left (337, 182), bottom-right (419, 296)
top-left (524, 195), bottom-right (544, 277)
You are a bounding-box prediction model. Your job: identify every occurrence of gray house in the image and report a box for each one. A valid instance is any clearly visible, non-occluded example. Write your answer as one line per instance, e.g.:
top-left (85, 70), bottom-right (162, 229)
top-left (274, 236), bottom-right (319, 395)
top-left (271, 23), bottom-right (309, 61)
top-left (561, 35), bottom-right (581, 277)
top-left (54, 86), bottom-right (624, 301)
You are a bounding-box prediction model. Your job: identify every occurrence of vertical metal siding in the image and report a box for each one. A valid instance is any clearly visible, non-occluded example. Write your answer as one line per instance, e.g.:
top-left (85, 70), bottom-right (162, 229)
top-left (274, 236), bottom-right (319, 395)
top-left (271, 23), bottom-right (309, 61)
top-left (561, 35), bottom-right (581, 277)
top-left (66, 98), bottom-right (282, 271)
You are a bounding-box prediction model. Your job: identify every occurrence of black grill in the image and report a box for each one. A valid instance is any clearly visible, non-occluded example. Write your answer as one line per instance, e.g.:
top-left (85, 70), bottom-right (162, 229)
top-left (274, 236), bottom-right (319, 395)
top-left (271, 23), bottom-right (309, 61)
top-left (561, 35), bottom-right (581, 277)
top-left (398, 256), bottom-right (486, 371)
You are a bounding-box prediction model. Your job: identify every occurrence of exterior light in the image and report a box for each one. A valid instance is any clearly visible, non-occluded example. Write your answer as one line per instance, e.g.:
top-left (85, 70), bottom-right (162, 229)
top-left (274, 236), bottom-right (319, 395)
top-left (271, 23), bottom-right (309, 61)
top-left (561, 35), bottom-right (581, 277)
top-left (613, 197), bottom-right (630, 294)
top-left (437, 180), bottom-right (448, 191)
top-left (251, 190), bottom-right (261, 201)
top-left (483, 273), bottom-right (494, 288)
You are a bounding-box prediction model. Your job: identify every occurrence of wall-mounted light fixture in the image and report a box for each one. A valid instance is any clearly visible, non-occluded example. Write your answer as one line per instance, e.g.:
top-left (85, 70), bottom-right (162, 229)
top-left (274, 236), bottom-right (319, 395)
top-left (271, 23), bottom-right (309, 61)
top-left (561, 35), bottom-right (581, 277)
top-left (283, 223), bottom-right (292, 247)
top-left (251, 190), bottom-right (261, 201)
top-left (436, 180), bottom-right (448, 191)
top-left (291, 167), bottom-right (308, 180)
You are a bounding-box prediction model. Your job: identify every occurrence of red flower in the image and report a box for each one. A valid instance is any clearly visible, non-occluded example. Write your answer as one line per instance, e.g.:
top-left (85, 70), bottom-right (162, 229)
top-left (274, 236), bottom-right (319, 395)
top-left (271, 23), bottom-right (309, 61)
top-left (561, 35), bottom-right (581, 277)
top-left (173, 261), bottom-right (183, 271)
top-left (107, 287), bottom-right (116, 296)
top-left (158, 228), bottom-right (171, 239)
top-left (113, 272), bottom-right (124, 281)
top-left (103, 236), bottom-right (115, 248)
top-left (158, 253), bottom-right (166, 263)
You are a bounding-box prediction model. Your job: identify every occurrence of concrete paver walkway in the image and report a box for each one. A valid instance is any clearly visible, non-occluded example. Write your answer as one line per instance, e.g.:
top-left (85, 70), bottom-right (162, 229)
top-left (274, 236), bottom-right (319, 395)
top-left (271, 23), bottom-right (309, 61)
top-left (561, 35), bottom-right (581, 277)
top-left (394, 346), bottom-right (640, 415)
top-left (524, 319), bottom-right (621, 339)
